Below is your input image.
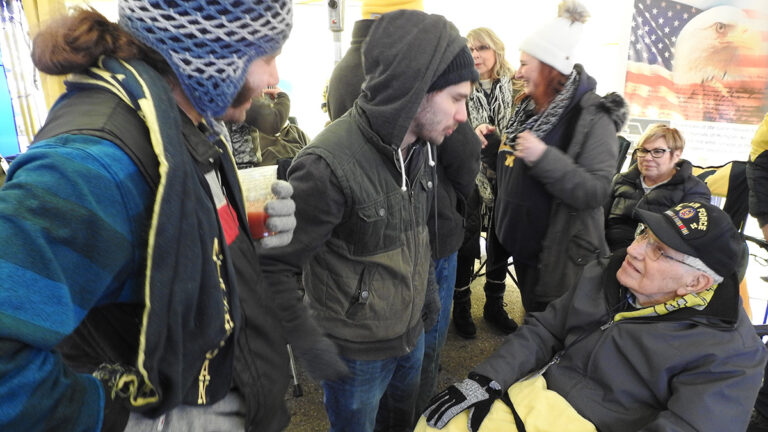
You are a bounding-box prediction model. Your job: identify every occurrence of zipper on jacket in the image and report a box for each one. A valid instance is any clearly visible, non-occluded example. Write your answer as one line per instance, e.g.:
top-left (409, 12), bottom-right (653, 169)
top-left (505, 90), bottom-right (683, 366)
top-left (535, 299), bottom-right (628, 378)
top-left (408, 187), bottom-right (418, 325)
top-left (403, 145), bottom-right (419, 325)
top-left (196, 239), bottom-right (236, 405)
top-left (600, 320), bottom-right (614, 331)
top-left (198, 357), bottom-right (211, 404)
top-left (534, 350), bottom-right (563, 376)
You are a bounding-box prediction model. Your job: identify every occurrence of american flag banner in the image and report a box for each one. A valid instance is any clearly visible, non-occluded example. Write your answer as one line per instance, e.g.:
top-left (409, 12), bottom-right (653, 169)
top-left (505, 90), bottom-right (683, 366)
top-left (624, 0), bottom-right (768, 125)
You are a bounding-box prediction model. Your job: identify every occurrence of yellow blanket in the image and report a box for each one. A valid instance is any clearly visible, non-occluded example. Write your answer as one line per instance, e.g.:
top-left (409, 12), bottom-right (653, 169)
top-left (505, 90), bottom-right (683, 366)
top-left (415, 375), bottom-right (596, 432)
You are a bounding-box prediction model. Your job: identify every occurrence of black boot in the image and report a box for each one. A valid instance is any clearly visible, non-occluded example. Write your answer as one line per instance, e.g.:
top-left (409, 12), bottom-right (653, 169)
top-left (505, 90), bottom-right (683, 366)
top-left (452, 286), bottom-right (476, 339)
top-left (483, 279), bottom-right (518, 334)
top-left (748, 409), bottom-right (768, 432)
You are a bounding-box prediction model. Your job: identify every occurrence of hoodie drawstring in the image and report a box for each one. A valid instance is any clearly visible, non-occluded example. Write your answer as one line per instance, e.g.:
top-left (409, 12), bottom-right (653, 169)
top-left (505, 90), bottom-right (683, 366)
top-left (398, 142), bottom-right (435, 192)
top-left (398, 150), bottom-right (407, 192)
top-left (430, 142), bottom-right (439, 257)
top-left (426, 142), bottom-right (436, 167)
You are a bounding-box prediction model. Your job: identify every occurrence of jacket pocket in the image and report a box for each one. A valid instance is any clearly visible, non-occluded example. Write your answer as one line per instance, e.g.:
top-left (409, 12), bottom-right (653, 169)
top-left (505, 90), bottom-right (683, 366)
top-left (339, 265), bottom-right (410, 340)
top-left (344, 265), bottom-right (375, 320)
top-left (352, 193), bottom-right (403, 256)
top-left (538, 211), bottom-right (602, 300)
top-left (567, 232), bottom-right (600, 267)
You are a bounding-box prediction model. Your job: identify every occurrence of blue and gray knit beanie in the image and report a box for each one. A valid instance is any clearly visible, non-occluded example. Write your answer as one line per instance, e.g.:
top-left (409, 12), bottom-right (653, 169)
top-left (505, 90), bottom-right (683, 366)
top-left (119, 0), bottom-right (293, 119)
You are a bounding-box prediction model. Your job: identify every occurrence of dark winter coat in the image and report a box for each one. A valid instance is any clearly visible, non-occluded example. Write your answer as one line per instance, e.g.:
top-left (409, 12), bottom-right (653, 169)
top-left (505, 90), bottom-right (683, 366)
top-left (495, 66), bottom-right (626, 303)
top-left (326, 17), bottom-right (479, 260)
top-left (28, 60), bottom-right (290, 431)
top-left (605, 159), bottom-right (711, 251)
top-left (326, 19), bottom-right (374, 122)
top-left (474, 252), bottom-right (766, 432)
top-left (748, 113), bottom-right (768, 227)
top-left (260, 10), bottom-right (471, 360)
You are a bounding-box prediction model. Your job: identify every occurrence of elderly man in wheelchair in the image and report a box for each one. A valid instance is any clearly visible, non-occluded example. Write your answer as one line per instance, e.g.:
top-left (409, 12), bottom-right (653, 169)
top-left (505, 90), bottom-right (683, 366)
top-left (420, 202), bottom-right (767, 432)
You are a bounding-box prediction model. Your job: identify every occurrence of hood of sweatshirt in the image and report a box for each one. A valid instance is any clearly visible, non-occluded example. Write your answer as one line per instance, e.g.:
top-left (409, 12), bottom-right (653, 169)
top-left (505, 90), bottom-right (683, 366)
top-left (357, 10), bottom-right (468, 152)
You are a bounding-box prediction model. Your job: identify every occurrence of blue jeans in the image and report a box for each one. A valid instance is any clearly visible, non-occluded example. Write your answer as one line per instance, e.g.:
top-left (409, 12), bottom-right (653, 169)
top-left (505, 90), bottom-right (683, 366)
top-left (415, 253), bottom-right (458, 418)
top-left (322, 334), bottom-right (425, 432)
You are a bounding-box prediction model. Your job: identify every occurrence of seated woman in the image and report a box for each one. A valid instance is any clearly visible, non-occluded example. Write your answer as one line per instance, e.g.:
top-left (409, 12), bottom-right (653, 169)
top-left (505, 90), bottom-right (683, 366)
top-left (605, 123), bottom-right (710, 251)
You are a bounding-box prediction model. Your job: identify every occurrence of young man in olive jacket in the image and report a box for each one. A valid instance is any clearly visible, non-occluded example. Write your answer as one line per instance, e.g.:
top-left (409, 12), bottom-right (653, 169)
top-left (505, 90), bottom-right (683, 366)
top-left (261, 10), bottom-right (477, 432)
top-left (325, 2), bottom-right (481, 420)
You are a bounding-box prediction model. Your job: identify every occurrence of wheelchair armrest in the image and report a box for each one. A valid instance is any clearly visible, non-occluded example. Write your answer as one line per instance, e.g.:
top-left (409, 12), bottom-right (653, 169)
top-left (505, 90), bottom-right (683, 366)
top-left (755, 324), bottom-right (768, 339)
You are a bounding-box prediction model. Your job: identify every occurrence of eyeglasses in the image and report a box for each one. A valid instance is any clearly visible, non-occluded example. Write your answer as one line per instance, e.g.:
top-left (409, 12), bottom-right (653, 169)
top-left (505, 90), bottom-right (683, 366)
top-left (468, 45), bottom-right (490, 53)
top-left (636, 147), bottom-right (672, 158)
top-left (634, 224), bottom-right (701, 271)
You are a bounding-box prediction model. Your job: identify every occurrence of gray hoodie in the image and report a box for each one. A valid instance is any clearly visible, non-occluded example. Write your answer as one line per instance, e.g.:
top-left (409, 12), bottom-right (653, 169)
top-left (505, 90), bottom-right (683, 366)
top-left (260, 10), bottom-right (470, 360)
top-left (358, 10), bottom-right (468, 149)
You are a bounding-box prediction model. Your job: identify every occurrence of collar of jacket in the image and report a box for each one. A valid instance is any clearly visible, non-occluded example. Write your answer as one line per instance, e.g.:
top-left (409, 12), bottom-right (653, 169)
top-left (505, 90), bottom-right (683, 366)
top-left (351, 103), bottom-right (433, 193)
top-left (64, 56), bottom-right (243, 413)
top-left (622, 159), bottom-right (694, 186)
top-left (352, 103), bottom-right (428, 156)
top-left (351, 19), bottom-right (376, 45)
top-left (603, 250), bottom-right (739, 327)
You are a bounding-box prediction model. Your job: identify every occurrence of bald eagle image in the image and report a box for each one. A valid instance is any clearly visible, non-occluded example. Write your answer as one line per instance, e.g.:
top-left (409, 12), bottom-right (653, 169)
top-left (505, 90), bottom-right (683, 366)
top-left (671, 5), bottom-right (762, 122)
top-left (673, 6), bottom-right (758, 85)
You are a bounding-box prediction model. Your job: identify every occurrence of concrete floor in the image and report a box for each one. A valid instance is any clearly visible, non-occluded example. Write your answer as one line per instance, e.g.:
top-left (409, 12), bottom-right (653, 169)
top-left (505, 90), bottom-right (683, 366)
top-left (283, 268), bottom-right (524, 431)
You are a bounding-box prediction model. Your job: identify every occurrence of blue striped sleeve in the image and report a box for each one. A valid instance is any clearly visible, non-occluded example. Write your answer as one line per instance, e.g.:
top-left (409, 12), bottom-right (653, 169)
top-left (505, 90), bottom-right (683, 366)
top-left (0, 135), bottom-right (152, 431)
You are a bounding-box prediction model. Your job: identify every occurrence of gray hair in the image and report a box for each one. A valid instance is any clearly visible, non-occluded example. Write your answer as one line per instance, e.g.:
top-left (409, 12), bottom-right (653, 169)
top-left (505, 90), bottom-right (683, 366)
top-left (680, 254), bottom-right (724, 285)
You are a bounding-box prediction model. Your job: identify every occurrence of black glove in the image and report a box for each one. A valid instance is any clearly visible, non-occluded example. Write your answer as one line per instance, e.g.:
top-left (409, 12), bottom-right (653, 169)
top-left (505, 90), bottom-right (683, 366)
top-left (422, 262), bottom-right (441, 331)
top-left (92, 363), bottom-right (135, 431)
top-left (291, 335), bottom-right (350, 382)
top-left (423, 373), bottom-right (502, 431)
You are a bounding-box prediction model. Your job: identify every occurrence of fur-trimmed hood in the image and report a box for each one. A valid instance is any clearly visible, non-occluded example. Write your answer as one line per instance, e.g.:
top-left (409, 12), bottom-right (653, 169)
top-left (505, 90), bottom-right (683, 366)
top-left (599, 91), bottom-right (628, 132)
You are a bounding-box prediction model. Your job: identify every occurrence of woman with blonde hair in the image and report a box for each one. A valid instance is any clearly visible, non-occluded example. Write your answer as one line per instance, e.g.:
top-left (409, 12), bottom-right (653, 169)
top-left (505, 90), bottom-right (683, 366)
top-left (605, 124), bottom-right (711, 251)
top-left (453, 27), bottom-right (520, 338)
top-left (466, 27), bottom-right (517, 132)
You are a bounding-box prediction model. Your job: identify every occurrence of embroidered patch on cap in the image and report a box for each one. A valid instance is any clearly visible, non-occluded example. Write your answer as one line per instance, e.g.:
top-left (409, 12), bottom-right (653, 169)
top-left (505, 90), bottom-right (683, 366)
top-left (638, 201), bottom-right (743, 279)
top-left (677, 208), bottom-right (696, 219)
top-left (664, 202), bottom-right (709, 238)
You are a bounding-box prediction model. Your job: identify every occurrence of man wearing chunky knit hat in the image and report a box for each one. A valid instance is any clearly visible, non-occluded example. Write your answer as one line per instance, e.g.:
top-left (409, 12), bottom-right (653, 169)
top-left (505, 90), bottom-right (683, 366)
top-left (261, 9), bottom-right (477, 432)
top-left (1, 1), bottom-right (299, 431)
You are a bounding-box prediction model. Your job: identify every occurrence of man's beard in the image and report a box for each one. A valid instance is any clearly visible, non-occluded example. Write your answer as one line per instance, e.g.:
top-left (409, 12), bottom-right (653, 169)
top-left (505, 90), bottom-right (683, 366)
top-left (412, 101), bottom-right (445, 145)
top-left (230, 80), bottom-right (256, 109)
top-left (217, 80), bottom-right (258, 122)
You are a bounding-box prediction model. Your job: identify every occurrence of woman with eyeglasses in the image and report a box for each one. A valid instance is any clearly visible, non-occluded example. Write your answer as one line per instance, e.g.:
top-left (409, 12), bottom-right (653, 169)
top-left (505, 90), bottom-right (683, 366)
top-left (452, 27), bottom-right (521, 339)
top-left (467, 28), bottom-right (518, 135)
top-left (605, 124), bottom-right (711, 251)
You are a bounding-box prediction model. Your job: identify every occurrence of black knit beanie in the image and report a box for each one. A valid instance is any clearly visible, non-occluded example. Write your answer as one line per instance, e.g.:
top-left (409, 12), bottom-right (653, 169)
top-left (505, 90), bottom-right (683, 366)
top-left (427, 46), bottom-right (478, 93)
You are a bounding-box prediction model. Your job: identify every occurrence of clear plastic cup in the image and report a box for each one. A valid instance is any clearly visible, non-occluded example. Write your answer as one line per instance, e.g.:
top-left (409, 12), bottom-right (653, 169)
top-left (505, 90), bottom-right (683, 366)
top-left (239, 165), bottom-right (278, 238)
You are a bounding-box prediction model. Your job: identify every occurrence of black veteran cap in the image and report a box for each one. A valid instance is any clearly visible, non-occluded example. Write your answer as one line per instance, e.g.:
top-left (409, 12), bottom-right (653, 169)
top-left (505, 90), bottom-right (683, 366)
top-left (634, 202), bottom-right (745, 278)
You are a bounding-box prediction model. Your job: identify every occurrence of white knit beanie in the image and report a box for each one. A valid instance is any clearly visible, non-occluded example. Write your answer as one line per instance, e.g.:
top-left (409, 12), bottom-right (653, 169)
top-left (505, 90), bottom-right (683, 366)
top-left (519, 0), bottom-right (590, 75)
